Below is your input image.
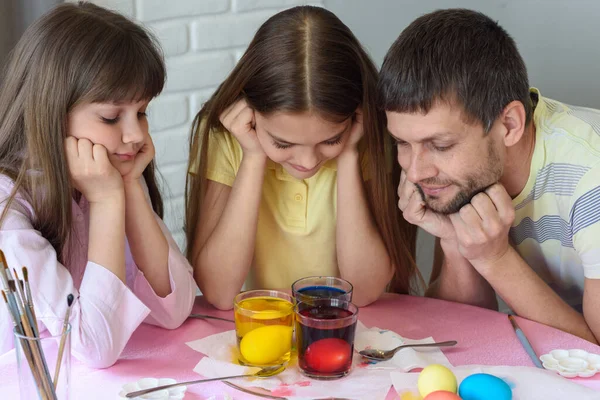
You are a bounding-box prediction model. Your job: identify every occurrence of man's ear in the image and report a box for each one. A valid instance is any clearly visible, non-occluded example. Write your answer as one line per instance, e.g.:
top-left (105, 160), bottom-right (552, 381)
top-left (500, 100), bottom-right (527, 147)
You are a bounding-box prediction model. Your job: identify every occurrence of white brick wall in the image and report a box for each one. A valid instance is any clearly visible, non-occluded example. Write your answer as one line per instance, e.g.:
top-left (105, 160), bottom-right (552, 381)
top-left (190, 11), bottom-right (276, 51)
top-left (74, 0), bottom-right (325, 251)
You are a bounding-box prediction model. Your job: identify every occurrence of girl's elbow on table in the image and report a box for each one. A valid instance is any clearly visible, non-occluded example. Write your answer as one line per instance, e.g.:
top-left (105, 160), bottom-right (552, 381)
top-left (203, 289), bottom-right (235, 311)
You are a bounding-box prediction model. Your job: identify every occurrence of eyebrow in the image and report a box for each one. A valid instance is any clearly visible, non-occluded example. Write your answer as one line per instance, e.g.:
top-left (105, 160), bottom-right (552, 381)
top-left (388, 131), bottom-right (455, 143)
top-left (267, 127), bottom-right (347, 145)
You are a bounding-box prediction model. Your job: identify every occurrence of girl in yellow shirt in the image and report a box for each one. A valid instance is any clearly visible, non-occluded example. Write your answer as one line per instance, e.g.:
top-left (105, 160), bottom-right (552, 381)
top-left (186, 6), bottom-right (418, 310)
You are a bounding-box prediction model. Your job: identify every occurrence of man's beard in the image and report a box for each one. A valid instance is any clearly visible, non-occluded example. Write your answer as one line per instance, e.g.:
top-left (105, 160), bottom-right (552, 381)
top-left (416, 139), bottom-right (502, 215)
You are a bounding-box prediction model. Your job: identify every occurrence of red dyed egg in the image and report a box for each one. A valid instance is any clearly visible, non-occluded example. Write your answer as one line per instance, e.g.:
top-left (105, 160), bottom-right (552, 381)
top-left (424, 391), bottom-right (462, 400)
top-left (304, 338), bottom-right (351, 373)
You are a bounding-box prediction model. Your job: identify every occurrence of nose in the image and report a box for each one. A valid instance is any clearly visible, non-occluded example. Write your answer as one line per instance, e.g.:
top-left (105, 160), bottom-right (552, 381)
top-left (122, 118), bottom-right (146, 145)
top-left (297, 148), bottom-right (320, 170)
top-left (403, 147), bottom-right (437, 184)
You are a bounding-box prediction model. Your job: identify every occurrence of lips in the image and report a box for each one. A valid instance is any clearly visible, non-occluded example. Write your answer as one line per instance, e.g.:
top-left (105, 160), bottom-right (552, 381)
top-left (419, 184), bottom-right (451, 197)
top-left (115, 153), bottom-right (136, 161)
top-left (291, 164), bottom-right (311, 172)
top-left (290, 163), bottom-right (319, 173)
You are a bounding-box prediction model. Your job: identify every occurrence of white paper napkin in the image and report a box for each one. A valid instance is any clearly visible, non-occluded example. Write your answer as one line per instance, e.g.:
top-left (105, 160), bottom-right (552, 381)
top-left (186, 329), bottom-right (237, 363)
top-left (193, 356), bottom-right (392, 400)
top-left (184, 321), bottom-right (453, 399)
top-left (186, 321), bottom-right (392, 399)
top-left (353, 325), bottom-right (453, 371)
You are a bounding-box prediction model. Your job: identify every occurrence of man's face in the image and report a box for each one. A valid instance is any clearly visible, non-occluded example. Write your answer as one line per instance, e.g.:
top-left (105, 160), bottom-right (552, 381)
top-left (387, 102), bottom-right (504, 214)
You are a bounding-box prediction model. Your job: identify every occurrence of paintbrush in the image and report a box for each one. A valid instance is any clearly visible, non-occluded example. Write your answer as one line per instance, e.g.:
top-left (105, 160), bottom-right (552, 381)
top-left (1, 251), bottom-right (55, 399)
top-left (1, 290), bottom-right (21, 337)
top-left (0, 260), bottom-right (9, 289)
top-left (12, 281), bottom-right (54, 399)
top-left (0, 251), bottom-right (18, 318)
top-left (1, 278), bottom-right (19, 329)
top-left (0, 251), bottom-right (21, 329)
top-left (0, 250), bottom-right (11, 291)
top-left (22, 267), bottom-right (38, 333)
top-left (10, 269), bottom-right (56, 399)
top-left (0, 249), bottom-right (8, 275)
top-left (3, 290), bottom-right (46, 399)
top-left (53, 293), bottom-right (73, 388)
top-left (508, 314), bottom-right (543, 368)
top-left (12, 270), bottom-right (39, 337)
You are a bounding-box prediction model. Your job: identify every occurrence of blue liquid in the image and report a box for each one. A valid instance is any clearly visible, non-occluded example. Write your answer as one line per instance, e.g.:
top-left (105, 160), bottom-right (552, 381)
top-left (297, 286), bottom-right (348, 299)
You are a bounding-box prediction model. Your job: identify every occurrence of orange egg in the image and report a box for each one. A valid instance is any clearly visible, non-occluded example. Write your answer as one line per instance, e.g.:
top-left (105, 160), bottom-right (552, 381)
top-left (424, 390), bottom-right (462, 400)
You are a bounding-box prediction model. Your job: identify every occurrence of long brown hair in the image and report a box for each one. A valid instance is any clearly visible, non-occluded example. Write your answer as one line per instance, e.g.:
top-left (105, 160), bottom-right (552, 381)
top-left (0, 2), bottom-right (166, 262)
top-left (185, 6), bottom-right (419, 294)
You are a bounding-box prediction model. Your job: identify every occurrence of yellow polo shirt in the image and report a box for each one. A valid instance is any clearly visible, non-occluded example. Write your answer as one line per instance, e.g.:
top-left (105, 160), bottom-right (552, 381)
top-left (201, 129), bottom-right (368, 290)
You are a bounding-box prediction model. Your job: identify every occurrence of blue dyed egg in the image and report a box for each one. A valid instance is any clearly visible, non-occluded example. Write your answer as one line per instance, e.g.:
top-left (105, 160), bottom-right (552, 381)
top-left (458, 373), bottom-right (512, 400)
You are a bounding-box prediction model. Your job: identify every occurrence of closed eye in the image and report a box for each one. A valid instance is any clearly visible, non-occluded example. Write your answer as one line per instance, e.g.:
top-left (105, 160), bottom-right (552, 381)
top-left (431, 143), bottom-right (454, 152)
top-left (272, 141), bottom-right (292, 149)
top-left (323, 136), bottom-right (343, 146)
top-left (101, 116), bottom-right (119, 124)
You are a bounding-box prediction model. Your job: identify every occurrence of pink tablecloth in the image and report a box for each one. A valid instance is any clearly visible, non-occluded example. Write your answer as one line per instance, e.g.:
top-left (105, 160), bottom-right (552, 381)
top-left (1, 294), bottom-right (599, 399)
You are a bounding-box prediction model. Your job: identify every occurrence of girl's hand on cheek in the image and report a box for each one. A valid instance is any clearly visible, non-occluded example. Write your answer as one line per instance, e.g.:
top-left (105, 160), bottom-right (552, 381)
top-left (121, 134), bottom-right (155, 184)
top-left (220, 99), bottom-right (266, 158)
top-left (341, 108), bottom-right (364, 155)
top-left (65, 137), bottom-right (124, 203)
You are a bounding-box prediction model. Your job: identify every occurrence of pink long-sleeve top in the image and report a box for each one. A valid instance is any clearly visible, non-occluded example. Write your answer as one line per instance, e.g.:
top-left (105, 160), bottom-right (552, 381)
top-left (0, 176), bottom-right (196, 368)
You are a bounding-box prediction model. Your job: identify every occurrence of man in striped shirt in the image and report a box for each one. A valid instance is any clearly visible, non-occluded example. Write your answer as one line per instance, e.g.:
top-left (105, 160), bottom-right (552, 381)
top-left (379, 9), bottom-right (600, 343)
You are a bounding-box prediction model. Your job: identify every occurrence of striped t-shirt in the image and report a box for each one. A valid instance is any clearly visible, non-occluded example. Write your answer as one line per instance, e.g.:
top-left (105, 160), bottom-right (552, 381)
top-left (510, 88), bottom-right (600, 308)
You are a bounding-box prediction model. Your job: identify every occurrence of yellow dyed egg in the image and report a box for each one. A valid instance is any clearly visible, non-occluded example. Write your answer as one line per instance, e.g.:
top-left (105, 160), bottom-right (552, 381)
top-left (418, 364), bottom-right (458, 398)
top-left (399, 392), bottom-right (423, 400)
top-left (240, 325), bottom-right (292, 365)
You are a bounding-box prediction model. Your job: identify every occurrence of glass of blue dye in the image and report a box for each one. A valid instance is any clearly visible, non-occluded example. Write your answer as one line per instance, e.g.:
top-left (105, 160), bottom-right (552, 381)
top-left (292, 276), bottom-right (353, 304)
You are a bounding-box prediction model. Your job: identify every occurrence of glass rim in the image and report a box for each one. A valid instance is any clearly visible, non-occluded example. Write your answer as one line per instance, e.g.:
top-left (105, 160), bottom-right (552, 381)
top-left (291, 276), bottom-right (354, 293)
top-left (234, 289), bottom-right (295, 315)
top-left (14, 323), bottom-right (71, 341)
top-left (294, 298), bottom-right (358, 325)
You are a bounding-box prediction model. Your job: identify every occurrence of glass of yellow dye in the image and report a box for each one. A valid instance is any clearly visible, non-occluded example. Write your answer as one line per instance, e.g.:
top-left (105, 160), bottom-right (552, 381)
top-left (233, 290), bottom-right (294, 372)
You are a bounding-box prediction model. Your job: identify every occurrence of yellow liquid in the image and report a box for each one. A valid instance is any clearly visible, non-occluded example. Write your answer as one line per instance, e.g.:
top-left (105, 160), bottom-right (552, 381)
top-left (235, 296), bottom-right (294, 367)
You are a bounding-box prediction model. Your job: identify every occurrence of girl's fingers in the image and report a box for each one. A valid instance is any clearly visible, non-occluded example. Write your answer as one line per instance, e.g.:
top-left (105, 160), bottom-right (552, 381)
top-left (92, 143), bottom-right (109, 164)
top-left (77, 138), bottom-right (93, 160)
top-left (220, 99), bottom-right (249, 129)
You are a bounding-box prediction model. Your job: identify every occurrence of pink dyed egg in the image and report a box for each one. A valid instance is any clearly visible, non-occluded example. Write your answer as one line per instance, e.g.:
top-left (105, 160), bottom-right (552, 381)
top-left (424, 391), bottom-right (462, 400)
